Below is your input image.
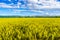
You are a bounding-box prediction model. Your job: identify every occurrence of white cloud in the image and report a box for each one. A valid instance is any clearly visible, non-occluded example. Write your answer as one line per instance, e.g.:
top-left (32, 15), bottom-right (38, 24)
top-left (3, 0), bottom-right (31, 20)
top-left (0, 2), bottom-right (26, 8)
top-left (27, 0), bottom-right (60, 9)
top-left (13, 9), bottom-right (44, 14)
top-left (28, 0), bottom-right (38, 3)
top-left (0, 0), bottom-right (60, 9)
top-left (0, 3), bottom-right (16, 8)
top-left (0, 2), bottom-right (23, 8)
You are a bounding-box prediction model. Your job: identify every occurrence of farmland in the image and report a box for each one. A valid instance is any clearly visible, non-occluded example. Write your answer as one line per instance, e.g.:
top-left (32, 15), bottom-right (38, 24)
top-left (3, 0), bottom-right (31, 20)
top-left (0, 18), bottom-right (60, 40)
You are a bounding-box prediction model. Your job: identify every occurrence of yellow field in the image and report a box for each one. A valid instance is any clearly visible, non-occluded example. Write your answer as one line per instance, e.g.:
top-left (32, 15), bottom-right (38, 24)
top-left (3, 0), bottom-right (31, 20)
top-left (0, 18), bottom-right (60, 40)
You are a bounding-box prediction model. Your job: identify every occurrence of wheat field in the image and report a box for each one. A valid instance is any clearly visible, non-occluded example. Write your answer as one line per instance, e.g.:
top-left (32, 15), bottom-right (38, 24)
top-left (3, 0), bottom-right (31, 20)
top-left (0, 18), bottom-right (60, 40)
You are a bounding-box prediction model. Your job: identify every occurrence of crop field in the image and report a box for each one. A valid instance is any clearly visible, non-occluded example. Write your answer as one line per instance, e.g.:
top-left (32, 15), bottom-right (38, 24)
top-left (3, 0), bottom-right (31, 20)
top-left (0, 18), bottom-right (60, 40)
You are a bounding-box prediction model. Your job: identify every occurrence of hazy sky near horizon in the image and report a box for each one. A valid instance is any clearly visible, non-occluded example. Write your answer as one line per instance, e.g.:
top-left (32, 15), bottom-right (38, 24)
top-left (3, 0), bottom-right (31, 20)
top-left (0, 0), bottom-right (60, 16)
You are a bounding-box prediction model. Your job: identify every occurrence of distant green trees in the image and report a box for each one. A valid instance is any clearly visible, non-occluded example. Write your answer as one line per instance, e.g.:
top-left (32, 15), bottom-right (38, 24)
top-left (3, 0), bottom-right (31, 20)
top-left (0, 16), bottom-right (60, 18)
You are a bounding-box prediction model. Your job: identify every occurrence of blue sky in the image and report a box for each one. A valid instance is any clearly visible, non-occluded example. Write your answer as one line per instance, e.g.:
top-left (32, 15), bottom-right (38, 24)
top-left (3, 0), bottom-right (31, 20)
top-left (0, 0), bottom-right (60, 16)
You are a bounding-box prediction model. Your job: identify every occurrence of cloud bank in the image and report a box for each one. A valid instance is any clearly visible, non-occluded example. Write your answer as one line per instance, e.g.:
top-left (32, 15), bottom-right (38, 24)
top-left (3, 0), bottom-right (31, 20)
top-left (0, 0), bottom-right (60, 9)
